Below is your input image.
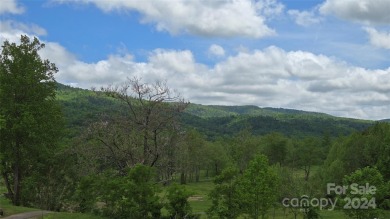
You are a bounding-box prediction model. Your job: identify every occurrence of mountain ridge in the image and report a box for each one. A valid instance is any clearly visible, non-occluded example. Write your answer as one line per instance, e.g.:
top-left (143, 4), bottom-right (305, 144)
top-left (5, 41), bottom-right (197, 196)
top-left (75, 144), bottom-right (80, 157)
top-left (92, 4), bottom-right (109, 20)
top-left (55, 83), bottom-right (375, 139)
top-left (55, 83), bottom-right (372, 121)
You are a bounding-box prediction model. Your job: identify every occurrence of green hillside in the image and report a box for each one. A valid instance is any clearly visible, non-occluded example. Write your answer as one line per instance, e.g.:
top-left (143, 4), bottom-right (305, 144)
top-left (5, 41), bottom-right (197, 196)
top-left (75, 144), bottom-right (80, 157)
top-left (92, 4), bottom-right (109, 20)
top-left (186, 103), bottom-right (333, 118)
top-left (56, 83), bottom-right (374, 139)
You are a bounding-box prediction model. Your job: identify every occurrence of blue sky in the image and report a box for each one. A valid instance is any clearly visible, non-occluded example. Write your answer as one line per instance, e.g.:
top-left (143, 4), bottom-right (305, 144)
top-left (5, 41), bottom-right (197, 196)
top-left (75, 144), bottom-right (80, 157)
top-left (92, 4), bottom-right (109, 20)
top-left (1, 0), bottom-right (390, 119)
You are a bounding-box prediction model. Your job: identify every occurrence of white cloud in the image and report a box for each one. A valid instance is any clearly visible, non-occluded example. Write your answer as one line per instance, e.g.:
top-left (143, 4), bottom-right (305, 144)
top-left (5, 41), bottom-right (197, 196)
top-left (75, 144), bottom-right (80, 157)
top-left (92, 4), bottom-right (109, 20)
top-left (208, 44), bottom-right (225, 57)
top-left (364, 27), bottom-right (390, 49)
top-left (288, 9), bottom-right (321, 26)
top-left (320, 0), bottom-right (390, 24)
top-left (255, 0), bottom-right (284, 18)
top-left (0, 0), bottom-right (24, 14)
top-left (0, 20), bottom-right (47, 45)
top-left (53, 0), bottom-right (284, 38)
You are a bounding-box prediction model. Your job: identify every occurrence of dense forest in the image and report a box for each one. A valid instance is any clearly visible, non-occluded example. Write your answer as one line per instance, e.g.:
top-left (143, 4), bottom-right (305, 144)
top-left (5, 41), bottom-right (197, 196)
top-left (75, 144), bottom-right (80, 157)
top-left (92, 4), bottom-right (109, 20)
top-left (1, 36), bottom-right (389, 219)
top-left (57, 83), bottom-right (373, 140)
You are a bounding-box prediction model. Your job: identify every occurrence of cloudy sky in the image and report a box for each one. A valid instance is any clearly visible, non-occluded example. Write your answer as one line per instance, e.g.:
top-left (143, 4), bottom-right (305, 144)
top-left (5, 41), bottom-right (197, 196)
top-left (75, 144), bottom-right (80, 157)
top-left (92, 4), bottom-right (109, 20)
top-left (1, 0), bottom-right (390, 120)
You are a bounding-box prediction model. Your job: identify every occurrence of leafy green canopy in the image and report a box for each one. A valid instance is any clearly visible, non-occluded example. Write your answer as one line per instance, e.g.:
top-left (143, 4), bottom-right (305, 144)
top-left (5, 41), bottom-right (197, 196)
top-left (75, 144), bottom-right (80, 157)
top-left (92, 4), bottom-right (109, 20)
top-left (0, 35), bottom-right (63, 207)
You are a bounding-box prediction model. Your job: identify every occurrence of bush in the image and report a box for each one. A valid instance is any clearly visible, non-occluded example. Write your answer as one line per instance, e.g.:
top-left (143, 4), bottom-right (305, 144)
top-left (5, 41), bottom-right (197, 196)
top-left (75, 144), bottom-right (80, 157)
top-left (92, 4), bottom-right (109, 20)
top-left (165, 183), bottom-right (194, 218)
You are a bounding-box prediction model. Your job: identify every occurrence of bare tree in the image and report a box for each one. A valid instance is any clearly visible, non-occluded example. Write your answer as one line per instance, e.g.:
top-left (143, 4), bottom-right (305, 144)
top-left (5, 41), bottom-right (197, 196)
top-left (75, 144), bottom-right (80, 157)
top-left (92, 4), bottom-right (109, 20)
top-left (88, 78), bottom-right (188, 171)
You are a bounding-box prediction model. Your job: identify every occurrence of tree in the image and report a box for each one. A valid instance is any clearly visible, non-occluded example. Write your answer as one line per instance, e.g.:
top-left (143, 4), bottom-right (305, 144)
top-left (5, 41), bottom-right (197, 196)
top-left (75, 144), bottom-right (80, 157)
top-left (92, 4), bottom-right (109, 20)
top-left (176, 129), bottom-right (206, 184)
top-left (289, 137), bottom-right (321, 181)
top-left (87, 165), bottom-right (162, 218)
top-left (204, 141), bottom-right (230, 177)
top-left (0, 35), bottom-right (63, 206)
top-left (275, 165), bottom-right (305, 219)
top-left (207, 167), bottom-right (242, 219)
top-left (229, 129), bottom-right (260, 173)
top-left (340, 167), bottom-right (385, 219)
top-left (165, 183), bottom-right (194, 219)
top-left (262, 132), bottom-right (288, 166)
top-left (84, 78), bottom-right (188, 173)
top-left (323, 123), bottom-right (390, 185)
top-left (238, 154), bottom-right (279, 219)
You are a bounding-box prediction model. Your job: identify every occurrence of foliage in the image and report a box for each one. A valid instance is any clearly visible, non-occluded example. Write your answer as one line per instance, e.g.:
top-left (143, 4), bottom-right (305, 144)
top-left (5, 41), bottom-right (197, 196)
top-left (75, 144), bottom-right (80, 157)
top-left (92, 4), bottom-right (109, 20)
top-left (207, 167), bottom-right (242, 219)
top-left (0, 35), bottom-right (63, 206)
top-left (180, 111), bottom-right (372, 140)
top-left (288, 137), bottom-right (322, 181)
top-left (164, 183), bottom-right (195, 219)
top-left (324, 123), bottom-right (390, 183)
top-left (238, 154), bottom-right (280, 219)
top-left (56, 84), bottom-right (372, 142)
top-left (208, 155), bottom-right (279, 219)
top-left (262, 132), bottom-right (288, 166)
top-left (76, 165), bottom-right (162, 219)
top-left (204, 140), bottom-right (231, 177)
top-left (302, 206), bottom-right (320, 219)
top-left (340, 167), bottom-right (385, 219)
top-left (228, 129), bottom-right (260, 173)
top-left (21, 148), bottom-right (78, 211)
top-left (175, 129), bottom-right (207, 184)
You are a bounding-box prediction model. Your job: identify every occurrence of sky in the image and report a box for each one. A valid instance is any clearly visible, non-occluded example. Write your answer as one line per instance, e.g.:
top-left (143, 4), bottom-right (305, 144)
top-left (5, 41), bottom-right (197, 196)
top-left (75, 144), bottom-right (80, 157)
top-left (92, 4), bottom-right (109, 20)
top-left (1, 0), bottom-right (390, 120)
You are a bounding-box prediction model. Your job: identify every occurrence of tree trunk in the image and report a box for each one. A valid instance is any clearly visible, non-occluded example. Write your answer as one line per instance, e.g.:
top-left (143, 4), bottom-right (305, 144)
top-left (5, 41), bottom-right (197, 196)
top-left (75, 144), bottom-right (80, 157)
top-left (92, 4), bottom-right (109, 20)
top-left (13, 152), bottom-right (21, 205)
top-left (304, 166), bottom-right (311, 181)
top-left (143, 130), bottom-right (149, 165)
top-left (195, 167), bottom-right (200, 182)
top-left (180, 172), bottom-right (186, 184)
top-left (11, 137), bottom-right (22, 206)
top-left (1, 170), bottom-right (14, 199)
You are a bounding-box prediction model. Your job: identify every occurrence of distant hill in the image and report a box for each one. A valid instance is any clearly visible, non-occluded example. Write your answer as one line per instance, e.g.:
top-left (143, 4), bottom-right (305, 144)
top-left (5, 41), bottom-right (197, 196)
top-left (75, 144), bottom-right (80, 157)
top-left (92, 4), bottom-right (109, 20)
top-left (186, 103), bottom-right (334, 118)
top-left (56, 83), bottom-right (375, 139)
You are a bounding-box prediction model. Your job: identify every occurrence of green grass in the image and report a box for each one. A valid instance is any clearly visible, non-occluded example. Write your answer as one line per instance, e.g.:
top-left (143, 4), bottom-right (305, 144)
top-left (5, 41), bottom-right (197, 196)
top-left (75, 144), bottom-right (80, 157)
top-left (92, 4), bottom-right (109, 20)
top-left (184, 180), bottom-right (214, 213)
top-left (43, 212), bottom-right (106, 219)
top-left (0, 196), bottom-right (41, 216)
top-left (0, 196), bottom-right (107, 219)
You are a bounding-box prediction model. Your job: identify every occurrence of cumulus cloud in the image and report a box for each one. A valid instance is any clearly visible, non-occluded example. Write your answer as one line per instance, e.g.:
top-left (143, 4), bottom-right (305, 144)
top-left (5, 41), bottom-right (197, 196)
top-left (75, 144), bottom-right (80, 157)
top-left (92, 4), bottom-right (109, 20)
top-left (0, 0), bottom-right (24, 14)
top-left (288, 9), bottom-right (321, 26)
top-left (208, 44), bottom-right (225, 57)
top-left (320, 0), bottom-right (390, 24)
top-left (364, 27), bottom-right (390, 49)
top-left (53, 0), bottom-right (283, 38)
top-left (0, 20), bottom-right (47, 46)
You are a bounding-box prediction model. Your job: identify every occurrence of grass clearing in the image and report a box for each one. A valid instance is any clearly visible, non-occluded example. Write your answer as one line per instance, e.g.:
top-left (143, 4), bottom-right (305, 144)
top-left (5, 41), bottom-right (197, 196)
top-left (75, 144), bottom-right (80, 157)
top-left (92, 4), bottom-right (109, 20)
top-left (0, 195), bottom-right (40, 217)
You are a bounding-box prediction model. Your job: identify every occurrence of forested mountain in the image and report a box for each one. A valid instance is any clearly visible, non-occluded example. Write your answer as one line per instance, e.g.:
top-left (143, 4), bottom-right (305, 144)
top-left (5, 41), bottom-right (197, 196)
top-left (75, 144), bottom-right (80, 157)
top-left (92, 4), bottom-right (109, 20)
top-left (56, 83), bottom-right (373, 139)
top-left (186, 103), bottom-right (332, 118)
